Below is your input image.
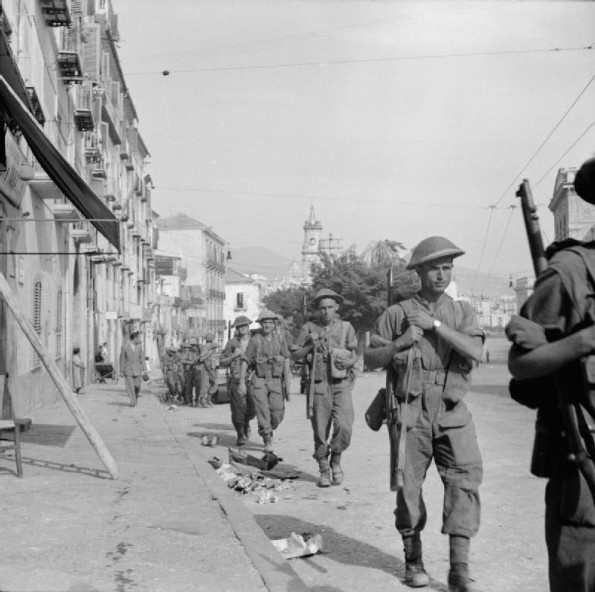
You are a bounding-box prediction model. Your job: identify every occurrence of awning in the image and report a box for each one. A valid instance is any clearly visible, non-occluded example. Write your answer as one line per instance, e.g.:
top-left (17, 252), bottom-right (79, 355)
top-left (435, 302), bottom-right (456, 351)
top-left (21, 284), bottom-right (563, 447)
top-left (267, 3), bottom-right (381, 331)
top-left (0, 76), bottom-right (121, 251)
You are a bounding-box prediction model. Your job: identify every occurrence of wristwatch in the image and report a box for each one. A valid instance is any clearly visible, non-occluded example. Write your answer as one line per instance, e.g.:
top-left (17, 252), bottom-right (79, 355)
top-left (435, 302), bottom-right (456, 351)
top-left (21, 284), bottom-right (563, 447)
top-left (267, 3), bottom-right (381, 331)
top-left (433, 319), bottom-right (442, 330)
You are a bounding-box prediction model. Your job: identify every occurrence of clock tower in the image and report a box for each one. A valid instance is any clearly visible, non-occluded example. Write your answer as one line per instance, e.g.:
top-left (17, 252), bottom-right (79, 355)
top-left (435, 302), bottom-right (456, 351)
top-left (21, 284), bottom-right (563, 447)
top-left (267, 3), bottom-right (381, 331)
top-left (301, 206), bottom-right (322, 283)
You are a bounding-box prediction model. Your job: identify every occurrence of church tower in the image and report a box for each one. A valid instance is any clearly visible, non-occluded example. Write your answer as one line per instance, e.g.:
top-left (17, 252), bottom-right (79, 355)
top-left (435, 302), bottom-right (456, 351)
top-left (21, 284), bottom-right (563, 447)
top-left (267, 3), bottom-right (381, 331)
top-left (301, 206), bottom-right (322, 283)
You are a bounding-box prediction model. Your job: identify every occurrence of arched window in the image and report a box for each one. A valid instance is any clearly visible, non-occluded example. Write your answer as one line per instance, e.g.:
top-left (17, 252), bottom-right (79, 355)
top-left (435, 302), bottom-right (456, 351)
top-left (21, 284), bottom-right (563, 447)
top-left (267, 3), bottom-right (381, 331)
top-left (33, 280), bottom-right (42, 367)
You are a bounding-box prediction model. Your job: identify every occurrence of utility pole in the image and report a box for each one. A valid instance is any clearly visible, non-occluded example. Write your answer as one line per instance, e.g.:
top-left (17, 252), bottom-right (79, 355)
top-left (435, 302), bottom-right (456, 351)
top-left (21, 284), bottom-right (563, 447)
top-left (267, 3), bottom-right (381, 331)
top-left (319, 233), bottom-right (343, 257)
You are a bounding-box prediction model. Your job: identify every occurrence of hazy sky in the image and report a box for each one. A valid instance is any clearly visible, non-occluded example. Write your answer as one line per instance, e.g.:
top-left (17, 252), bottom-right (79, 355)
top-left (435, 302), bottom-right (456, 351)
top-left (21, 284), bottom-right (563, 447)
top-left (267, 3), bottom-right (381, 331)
top-left (116, 1), bottom-right (595, 283)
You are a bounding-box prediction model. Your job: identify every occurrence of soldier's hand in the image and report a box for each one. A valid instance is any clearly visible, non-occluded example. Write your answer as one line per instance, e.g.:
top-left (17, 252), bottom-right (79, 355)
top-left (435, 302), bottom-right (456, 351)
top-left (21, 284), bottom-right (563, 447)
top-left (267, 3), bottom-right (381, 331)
top-left (405, 310), bottom-right (434, 331)
top-left (238, 382), bottom-right (247, 396)
top-left (399, 325), bottom-right (423, 348)
top-left (578, 324), bottom-right (595, 352)
top-left (273, 355), bottom-right (285, 363)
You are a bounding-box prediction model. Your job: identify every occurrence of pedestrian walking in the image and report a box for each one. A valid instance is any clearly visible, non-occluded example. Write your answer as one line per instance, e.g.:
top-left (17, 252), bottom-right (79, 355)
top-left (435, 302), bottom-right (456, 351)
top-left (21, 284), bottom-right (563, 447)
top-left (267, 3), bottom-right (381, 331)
top-left (364, 236), bottom-right (484, 592)
top-left (72, 346), bottom-right (85, 394)
top-left (119, 330), bottom-right (148, 407)
top-left (219, 316), bottom-right (256, 446)
top-left (292, 288), bottom-right (358, 487)
top-left (507, 156), bottom-right (595, 592)
top-left (243, 309), bottom-right (291, 452)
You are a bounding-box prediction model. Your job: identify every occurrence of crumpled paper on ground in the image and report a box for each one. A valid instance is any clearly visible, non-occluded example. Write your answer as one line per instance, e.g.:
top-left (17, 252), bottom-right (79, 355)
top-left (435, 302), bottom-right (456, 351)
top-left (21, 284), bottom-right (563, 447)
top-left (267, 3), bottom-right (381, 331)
top-left (271, 532), bottom-right (323, 559)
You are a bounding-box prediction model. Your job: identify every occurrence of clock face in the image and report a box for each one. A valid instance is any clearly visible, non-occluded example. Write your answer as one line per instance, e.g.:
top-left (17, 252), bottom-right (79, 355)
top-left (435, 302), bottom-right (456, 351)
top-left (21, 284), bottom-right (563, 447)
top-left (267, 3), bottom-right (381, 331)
top-left (309, 238), bottom-right (316, 246)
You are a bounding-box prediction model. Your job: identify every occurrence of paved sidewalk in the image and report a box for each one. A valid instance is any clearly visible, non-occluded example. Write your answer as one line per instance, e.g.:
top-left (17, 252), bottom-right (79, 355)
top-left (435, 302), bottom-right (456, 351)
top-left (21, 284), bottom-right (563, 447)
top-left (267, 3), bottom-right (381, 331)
top-left (0, 377), bottom-right (310, 592)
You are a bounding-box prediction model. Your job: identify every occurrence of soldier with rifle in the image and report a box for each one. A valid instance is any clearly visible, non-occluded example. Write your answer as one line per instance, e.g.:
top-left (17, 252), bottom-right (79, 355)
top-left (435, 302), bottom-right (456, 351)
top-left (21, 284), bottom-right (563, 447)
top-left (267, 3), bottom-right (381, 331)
top-left (243, 309), bottom-right (291, 452)
top-left (507, 158), bottom-right (595, 592)
top-left (292, 288), bottom-right (358, 488)
top-left (364, 237), bottom-right (484, 592)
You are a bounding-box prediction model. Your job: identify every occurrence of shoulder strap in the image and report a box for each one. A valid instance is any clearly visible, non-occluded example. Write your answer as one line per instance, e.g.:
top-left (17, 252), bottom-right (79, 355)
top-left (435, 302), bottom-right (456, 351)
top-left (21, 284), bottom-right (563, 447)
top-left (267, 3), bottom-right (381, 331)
top-left (340, 320), bottom-right (347, 348)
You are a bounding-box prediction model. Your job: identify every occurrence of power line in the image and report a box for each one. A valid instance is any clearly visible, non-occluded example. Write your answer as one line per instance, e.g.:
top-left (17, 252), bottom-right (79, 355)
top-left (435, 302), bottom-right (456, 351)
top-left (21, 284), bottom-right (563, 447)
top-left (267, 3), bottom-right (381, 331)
top-left (126, 45), bottom-right (594, 77)
top-left (123, 2), bottom-right (503, 66)
top-left (471, 206), bottom-right (496, 294)
top-left (154, 185), bottom-right (510, 210)
top-left (492, 69), bottom-right (595, 207)
top-left (479, 205), bottom-right (517, 294)
top-left (533, 118), bottom-right (595, 189)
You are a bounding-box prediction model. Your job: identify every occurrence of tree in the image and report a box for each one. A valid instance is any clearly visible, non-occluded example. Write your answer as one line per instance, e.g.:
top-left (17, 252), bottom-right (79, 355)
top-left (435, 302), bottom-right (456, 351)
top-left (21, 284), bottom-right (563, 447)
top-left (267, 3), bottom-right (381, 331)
top-left (262, 285), bottom-right (309, 336)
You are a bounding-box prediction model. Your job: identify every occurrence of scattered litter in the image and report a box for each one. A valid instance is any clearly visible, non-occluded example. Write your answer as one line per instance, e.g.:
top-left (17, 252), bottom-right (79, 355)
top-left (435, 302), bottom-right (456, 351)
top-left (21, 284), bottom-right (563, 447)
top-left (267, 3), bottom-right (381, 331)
top-left (271, 532), bottom-right (323, 559)
top-left (229, 447), bottom-right (282, 470)
top-left (201, 435), bottom-right (218, 447)
top-left (207, 450), bottom-right (299, 502)
top-left (256, 490), bottom-right (279, 504)
top-left (166, 405), bottom-right (178, 411)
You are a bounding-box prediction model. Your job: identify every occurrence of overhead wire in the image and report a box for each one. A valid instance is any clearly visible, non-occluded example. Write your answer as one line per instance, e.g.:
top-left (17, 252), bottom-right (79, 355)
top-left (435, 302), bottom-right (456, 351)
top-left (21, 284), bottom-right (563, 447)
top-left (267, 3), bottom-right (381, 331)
top-left (126, 45), bottom-right (593, 77)
top-left (471, 206), bottom-right (496, 294)
top-left (492, 69), bottom-right (595, 208)
top-left (154, 185), bottom-right (511, 210)
top-left (122, 2), bottom-right (506, 66)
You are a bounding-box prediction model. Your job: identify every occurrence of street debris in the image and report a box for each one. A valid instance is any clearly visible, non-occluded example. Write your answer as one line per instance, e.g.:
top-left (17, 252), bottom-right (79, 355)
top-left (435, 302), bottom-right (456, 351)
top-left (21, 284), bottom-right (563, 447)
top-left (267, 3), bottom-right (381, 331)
top-left (271, 532), bottom-right (323, 559)
top-left (166, 405), bottom-right (178, 411)
top-left (201, 435), bottom-right (218, 446)
top-left (206, 448), bottom-right (301, 503)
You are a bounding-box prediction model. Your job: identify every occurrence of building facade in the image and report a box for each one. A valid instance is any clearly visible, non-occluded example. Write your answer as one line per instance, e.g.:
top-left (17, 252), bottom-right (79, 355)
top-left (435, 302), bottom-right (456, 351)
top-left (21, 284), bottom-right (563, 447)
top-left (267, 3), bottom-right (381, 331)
top-left (0, 0), bottom-right (156, 414)
top-left (154, 213), bottom-right (226, 345)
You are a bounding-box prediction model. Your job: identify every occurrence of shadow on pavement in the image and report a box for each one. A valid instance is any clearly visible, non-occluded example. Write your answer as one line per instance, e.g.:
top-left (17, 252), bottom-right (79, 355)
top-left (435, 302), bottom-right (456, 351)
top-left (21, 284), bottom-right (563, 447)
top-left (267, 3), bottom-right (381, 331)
top-left (19, 424), bottom-right (76, 448)
top-left (470, 384), bottom-right (511, 398)
top-left (254, 514), bottom-right (449, 592)
top-left (0, 456), bottom-right (111, 479)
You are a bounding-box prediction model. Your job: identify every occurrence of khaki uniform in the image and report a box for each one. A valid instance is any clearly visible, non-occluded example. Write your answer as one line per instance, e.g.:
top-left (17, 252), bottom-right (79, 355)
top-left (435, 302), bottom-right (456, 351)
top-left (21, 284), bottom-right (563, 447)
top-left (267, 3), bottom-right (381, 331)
top-left (245, 332), bottom-right (289, 441)
top-left (372, 293), bottom-right (483, 539)
top-left (295, 318), bottom-right (357, 461)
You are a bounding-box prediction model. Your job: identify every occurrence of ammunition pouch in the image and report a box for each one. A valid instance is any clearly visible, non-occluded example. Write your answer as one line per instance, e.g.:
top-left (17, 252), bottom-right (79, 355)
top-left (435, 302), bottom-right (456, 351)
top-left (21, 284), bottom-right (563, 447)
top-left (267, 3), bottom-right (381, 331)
top-left (314, 353), bottom-right (326, 382)
top-left (255, 356), bottom-right (268, 378)
top-left (330, 347), bottom-right (350, 379)
top-left (270, 358), bottom-right (284, 378)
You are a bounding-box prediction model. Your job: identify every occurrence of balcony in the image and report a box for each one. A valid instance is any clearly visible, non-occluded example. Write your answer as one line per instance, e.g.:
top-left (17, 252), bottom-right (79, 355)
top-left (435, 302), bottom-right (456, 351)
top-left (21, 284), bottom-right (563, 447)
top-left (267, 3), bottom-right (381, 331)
top-left (208, 289), bottom-right (225, 300)
top-left (74, 83), bottom-right (94, 131)
top-left (119, 138), bottom-right (130, 160)
top-left (57, 50), bottom-right (83, 82)
top-left (83, 131), bottom-right (101, 164)
top-left (50, 203), bottom-right (83, 222)
top-left (40, 0), bottom-right (72, 27)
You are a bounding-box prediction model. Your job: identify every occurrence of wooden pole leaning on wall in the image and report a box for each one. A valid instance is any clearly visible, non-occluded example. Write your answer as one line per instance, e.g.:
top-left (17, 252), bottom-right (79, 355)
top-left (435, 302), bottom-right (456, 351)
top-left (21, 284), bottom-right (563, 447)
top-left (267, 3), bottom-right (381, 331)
top-left (0, 272), bottom-right (119, 480)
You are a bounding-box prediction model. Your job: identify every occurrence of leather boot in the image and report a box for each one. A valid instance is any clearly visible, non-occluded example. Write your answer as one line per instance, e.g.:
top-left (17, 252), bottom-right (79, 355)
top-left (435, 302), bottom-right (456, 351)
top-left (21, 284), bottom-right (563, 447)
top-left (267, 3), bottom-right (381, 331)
top-left (236, 430), bottom-right (247, 446)
top-left (317, 458), bottom-right (332, 488)
top-left (403, 533), bottom-right (429, 588)
top-left (448, 536), bottom-right (479, 592)
top-left (330, 452), bottom-right (344, 485)
top-left (244, 423), bottom-right (251, 440)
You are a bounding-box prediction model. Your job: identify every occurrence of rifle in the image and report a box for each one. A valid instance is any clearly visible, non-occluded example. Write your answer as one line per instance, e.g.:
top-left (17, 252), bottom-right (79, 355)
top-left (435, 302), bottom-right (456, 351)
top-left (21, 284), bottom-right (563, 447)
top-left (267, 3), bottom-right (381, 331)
top-left (516, 179), bottom-right (595, 496)
top-left (307, 343), bottom-right (315, 419)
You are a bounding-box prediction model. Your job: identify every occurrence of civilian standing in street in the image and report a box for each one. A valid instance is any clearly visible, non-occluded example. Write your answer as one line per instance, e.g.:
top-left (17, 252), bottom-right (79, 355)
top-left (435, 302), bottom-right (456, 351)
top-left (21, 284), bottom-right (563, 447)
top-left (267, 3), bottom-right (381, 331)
top-left (507, 157), bottom-right (595, 592)
top-left (243, 309), bottom-right (290, 452)
top-left (119, 331), bottom-right (148, 407)
top-left (365, 236), bottom-right (484, 592)
top-left (292, 288), bottom-right (358, 488)
top-left (219, 316), bottom-right (256, 446)
top-left (72, 347), bottom-right (85, 395)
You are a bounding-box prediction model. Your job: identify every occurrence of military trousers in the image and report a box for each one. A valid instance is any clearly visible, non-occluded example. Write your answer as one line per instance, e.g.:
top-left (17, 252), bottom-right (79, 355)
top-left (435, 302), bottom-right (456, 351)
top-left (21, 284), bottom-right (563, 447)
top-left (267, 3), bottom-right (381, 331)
top-left (394, 386), bottom-right (483, 538)
top-left (545, 461), bottom-right (595, 592)
top-left (311, 378), bottom-right (354, 461)
top-left (183, 370), bottom-right (197, 404)
top-left (251, 375), bottom-right (285, 440)
top-left (229, 378), bottom-right (256, 436)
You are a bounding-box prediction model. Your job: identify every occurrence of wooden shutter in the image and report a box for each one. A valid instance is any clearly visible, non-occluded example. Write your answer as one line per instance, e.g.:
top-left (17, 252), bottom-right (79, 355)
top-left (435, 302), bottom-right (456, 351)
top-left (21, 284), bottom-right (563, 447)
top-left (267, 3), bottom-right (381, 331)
top-left (82, 24), bottom-right (101, 81)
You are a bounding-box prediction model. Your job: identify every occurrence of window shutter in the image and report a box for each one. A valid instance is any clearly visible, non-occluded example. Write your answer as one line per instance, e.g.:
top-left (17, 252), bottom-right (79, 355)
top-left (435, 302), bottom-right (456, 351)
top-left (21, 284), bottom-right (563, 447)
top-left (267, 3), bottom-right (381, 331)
top-left (82, 24), bottom-right (101, 81)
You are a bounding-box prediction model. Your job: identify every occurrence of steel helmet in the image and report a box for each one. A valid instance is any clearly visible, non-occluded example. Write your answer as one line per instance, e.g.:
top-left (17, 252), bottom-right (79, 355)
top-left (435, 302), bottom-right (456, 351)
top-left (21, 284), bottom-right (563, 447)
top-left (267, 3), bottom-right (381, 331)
top-left (309, 288), bottom-right (344, 308)
top-left (257, 309), bottom-right (277, 323)
top-left (406, 236), bottom-right (465, 270)
top-left (232, 315), bottom-right (252, 328)
top-left (204, 333), bottom-right (215, 342)
top-left (574, 157), bottom-right (595, 205)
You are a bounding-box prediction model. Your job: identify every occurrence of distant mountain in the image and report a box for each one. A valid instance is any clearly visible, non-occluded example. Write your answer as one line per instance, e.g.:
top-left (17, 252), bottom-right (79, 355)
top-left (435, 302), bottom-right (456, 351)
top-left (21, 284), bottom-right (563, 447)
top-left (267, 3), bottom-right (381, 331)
top-left (228, 247), bottom-right (513, 298)
top-left (228, 246), bottom-right (294, 279)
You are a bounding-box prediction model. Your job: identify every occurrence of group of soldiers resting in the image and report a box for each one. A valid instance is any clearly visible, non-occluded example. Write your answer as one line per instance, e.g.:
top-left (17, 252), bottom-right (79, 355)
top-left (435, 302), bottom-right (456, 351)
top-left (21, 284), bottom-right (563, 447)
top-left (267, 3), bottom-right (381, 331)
top-left (161, 334), bottom-right (219, 407)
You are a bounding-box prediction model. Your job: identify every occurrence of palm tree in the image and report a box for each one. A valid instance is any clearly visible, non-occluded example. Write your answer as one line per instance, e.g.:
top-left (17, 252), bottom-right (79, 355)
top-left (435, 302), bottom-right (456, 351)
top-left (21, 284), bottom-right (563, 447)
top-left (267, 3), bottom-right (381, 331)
top-left (359, 239), bottom-right (407, 267)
